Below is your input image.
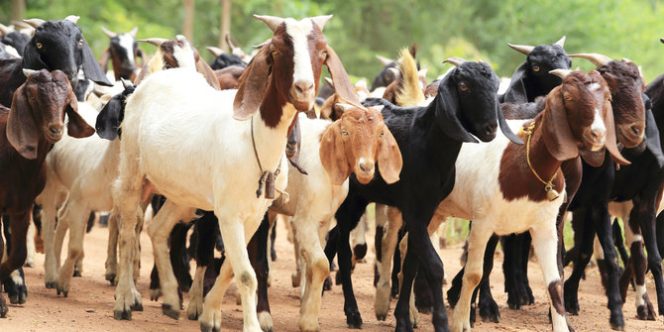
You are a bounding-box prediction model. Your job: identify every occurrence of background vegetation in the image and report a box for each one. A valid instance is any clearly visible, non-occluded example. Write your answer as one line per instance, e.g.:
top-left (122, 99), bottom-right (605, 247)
top-left (3, 0), bottom-right (664, 81)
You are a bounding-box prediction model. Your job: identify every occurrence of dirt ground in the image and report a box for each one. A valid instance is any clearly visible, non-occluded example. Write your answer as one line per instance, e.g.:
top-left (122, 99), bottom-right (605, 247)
top-left (2, 219), bottom-right (664, 332)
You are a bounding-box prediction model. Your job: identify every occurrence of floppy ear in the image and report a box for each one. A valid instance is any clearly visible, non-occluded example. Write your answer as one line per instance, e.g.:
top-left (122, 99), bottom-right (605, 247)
top-left (81, 38), bottom-right (113, 86)
top-left (195, 57), bottom-right (221, 90)
top-left (99, 48), bottom-right (111, 74)
top-left (325, 45), bottom-right (360, 106)
top-left (233, 43), bottom-right (272, 120)
top-left (602, 100), bottom-right (630, 165)
top-left (319, 121), bottom-right (350, 185)
top-left (377, 124), bottom-right (402, 184)
top-left (7, 86), bottom-right (39, 159)
top-left (645, 108), bottom-right (664, 168)
top-left (435, 74), bottom-right (478, 143)
top-left (542, 87), bottom-right (579, 161)
top-left (65, 89), bottom-right (94, 138)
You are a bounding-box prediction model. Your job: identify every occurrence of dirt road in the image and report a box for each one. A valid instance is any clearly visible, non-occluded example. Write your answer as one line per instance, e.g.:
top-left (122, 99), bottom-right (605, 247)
top-left (2, 220), bottom-right (663, 331)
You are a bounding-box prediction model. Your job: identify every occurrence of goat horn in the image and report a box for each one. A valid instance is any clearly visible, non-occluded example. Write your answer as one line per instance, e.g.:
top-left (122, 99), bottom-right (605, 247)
top-left (0, 23), bottom-right (9, 35)
top-left (376, 55), bottom-right (394, 66)
top-left (139, 38), bottom-right (169, 47)
top-left (64, 15), bottom-right (80, 24)
top-left (225, 34), bottom-right (236, 49)
top-left (554, 35), bottom-right (566, 48)
top-left (22, 68), bottom-right (40, 77)
top-left (207, 46), bottom-right (223, 57)
top-left (443, 57), bottom-right (466, 67)
top-left (101, 26), bottom-right (117, 38)
top-left (120, 78), bottom-right (132, 89)
top-left (569, 53), bottom-right (612, 67)
top-left (128, 27), bottom-right (138, 38)
top-left (334, 102), bottom-right (355, 113)
top-left (549, 69), bottom-right (572, 79)
top-left (508, 43), bottom-right (535, 56)
top-left (310, 15), bottom-right (333, 31)
top-left (324, 77), bottom-right (333, 86)
top-left (253, 15), bottom-right (285, 32)
top-left (23, 18), bottom-right (46, 28)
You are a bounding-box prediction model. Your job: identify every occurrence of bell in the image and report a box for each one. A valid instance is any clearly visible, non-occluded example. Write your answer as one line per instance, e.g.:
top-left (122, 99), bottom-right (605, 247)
top-left (545, 184), bottom-right (560, 201)
top-left (265, 171), bottom-right (276, 199)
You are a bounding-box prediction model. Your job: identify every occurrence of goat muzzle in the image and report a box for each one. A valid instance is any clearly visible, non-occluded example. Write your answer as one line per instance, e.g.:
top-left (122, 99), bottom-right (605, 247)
top-left (290, 80), bottom-right (315, 111)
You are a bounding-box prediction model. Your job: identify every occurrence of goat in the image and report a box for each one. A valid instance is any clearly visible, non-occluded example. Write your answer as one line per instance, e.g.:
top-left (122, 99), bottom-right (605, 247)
top-left (99, 27), bottom-right (142, 82)
top-left (324, 58), bottom-right (521, 331)
top-left (35, 82), bottom-right (137, 298)
top-left (111, 15), bottom-right (353, 332)
top-left (439, 69), bottom-right (624, 332)
top-left (0, 69), bottom-right (94, 318)
top-left (206, 45), bottom-right (246, 70)
top-left (0, 23), bottom-right (31, 57)
top-left (446, 37), bottom-right (573, 320)
top-left (501, 36), bottom-right (570, 103)
top-left (0, 16), bottom-right (111, 105)
top-left (214, 65), bottom-right (244, 89)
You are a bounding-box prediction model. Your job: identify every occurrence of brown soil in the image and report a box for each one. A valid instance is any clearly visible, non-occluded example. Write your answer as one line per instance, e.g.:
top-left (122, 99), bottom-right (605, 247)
top-left (2, 221), bottom-right (664, 332)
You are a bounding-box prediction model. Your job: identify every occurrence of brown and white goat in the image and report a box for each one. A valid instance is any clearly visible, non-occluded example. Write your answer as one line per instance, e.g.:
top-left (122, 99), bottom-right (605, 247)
top-left (433, 70), bottom-right (627, 332)
top-left (0, 69), bottom-right (94, 318)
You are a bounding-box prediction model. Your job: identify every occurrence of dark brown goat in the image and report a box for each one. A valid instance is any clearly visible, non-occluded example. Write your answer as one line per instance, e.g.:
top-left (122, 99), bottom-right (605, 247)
top-left (0, 69), bottom-right (94, 318)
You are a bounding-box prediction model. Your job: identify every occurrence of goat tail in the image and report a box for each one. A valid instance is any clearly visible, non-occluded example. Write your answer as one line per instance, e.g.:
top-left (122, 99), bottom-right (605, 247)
top-left (395, 48), bottom-right (425, 107)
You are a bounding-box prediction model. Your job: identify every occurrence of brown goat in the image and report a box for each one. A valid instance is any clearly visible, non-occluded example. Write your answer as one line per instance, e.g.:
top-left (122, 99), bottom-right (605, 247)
top-left (0, 69), bottom-right (94, 318)
top-left (214, 65), bottom-right (245, 89)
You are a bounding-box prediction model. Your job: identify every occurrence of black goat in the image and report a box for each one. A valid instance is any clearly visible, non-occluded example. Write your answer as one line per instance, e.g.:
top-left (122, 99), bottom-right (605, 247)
top-left (324, 60), bottom-right (521, 331)
top-left (0, 16), bottom-right (111, 105)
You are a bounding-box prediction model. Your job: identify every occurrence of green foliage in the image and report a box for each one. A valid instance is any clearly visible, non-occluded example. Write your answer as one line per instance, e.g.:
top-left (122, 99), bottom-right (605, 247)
top-left (4, 0), bottom-right (664, 81)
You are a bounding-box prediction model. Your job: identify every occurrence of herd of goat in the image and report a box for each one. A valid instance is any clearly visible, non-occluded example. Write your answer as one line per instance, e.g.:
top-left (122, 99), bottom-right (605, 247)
top-left (1, 13), bottom-right (664, 332)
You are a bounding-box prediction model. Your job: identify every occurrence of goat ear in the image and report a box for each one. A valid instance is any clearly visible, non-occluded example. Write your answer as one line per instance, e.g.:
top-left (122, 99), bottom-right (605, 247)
top-left (435, 74), bottom-right (478, 143)
top-left (81, 38), bottom-right (113, 86)
top-left (65, 90), bottom-right (94, 138)
top-left (645, 108), bottom-right (664, 168)
top-left (7, 86), bottom-right (39, 159)
top-left (602, 101), bottom-right (630, 165)
top-left (542, 87), bottom-right (579, 160)
top-left (501, 63), bottom-right (528, 103)
top-left (195, 58), bottom-right (221, 90)
top-left (377, 124), bottom-right (402, 184)
top-left (319, 121), bottom-right (349, 185)
top-left (325, 45), bottom-right (360, 105)
top-left (233, 43), bottom-right (272, 120)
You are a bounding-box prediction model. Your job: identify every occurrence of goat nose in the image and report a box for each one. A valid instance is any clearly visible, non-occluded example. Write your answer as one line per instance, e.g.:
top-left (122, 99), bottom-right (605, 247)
top-left (294, 80), bottom-right (314, 95)
top-left (483, 123), bottom-right (497, 136)
top-left (49, 125), bottom-right (63, 135)
top-left (590, 129), bottom-right (603, 141)
top-left (359, 160), bottom-right (374, 173)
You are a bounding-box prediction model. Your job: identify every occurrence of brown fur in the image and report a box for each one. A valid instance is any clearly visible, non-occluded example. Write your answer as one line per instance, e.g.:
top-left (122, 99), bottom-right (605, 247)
top-left (0, 69), bottom-right (94, 317)
top-left (320, 107), bottom-right (402, 185)
top-left (214, 65), bottom-right (245, 90)
top-left (499, 71), bottom-right (619, 201)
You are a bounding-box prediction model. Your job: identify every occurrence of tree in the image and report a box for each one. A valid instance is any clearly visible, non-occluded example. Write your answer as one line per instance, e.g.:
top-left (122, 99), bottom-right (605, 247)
top-left (219, 0), bottom-right (231, 51)
top-left (11, 0), bottom-right (25, 21)
top-left (183, 0), bottom-right (195, 40)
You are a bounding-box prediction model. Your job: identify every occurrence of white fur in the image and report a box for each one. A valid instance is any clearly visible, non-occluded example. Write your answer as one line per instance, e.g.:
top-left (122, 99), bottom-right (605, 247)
top-left (35, 102), bottom-right (127, 294)
top-left (285, 19), bottom-right (315, 86)
top-left (113, 67), bottom-right (292, 331)
top-left (172, 36), bottom-right (196, 70)
top-left (117, 33), bottom-right (135, 66)
top-left (434, 120), bottom-right (570, 332)
top-left (591, 108), bottom-right (607, 150)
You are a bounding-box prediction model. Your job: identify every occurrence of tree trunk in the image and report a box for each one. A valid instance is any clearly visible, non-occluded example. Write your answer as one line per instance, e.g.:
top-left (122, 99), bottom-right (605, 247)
top-left (11, 0), bottom-right (25, 21)
top-left (219, 0), bottom-right (231, 52)
top-left (183, 0), bottom-right (195, 41)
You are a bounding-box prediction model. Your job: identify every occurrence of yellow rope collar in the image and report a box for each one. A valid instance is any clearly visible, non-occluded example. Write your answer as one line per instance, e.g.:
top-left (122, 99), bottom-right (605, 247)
top-left (522, 121), bottom-right (561, 201)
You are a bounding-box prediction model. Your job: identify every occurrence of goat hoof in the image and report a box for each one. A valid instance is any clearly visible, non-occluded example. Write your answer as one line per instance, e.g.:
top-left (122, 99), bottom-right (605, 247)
top-left (199, 323), bottom-right (220, 332)
top-left (73, 270), bottom-right (82, 278)
top-left (609, 313), bottom-right (625, 331)
top-left (187, 311), bottom-right (199, 321)
top-left (353, 244), bottom-right (368, 260)
top-left (479, 298), bottom-right (500, 323)
top-left (162, 304), bottom-right (179, 319)
top-left (131, 300), bottom-right (143, 312)
top-left (113, 309), bottom-right (132, 320)
top-left (376, 313), bottom-right (387, 321)
top-left (150, 288), bottom-right (161, 301)
top-left (0, 301), bottom-right (7, 318)
top-left (564, 296), bottom-right (579, 316)
top-left (45, 281), bottom-right (57, 289)
top-left (637, 301), bottom-right (657, 320)
top-left (345, 310), bottom-right (362, 329)
top-left (395, 317), bottom-right (413, 332)
top-left (8, 294), bottom-right (19, 305)
top-left (323, 276), bottom-right (332, 292)
top-left (57, 288), bottom-right (68, 298)
top-left (105, 273), bottom-right (116, 285)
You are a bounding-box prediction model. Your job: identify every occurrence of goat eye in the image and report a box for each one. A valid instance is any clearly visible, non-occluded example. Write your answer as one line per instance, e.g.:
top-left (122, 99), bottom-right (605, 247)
top-left (458, 82), bottom-right (469, 92)
top-left (532, 65), bottom-right (540, 72)
top-left (341, 129), bottom-right (349, 136)
top-left (36, 42), bottom-right (43, 49)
